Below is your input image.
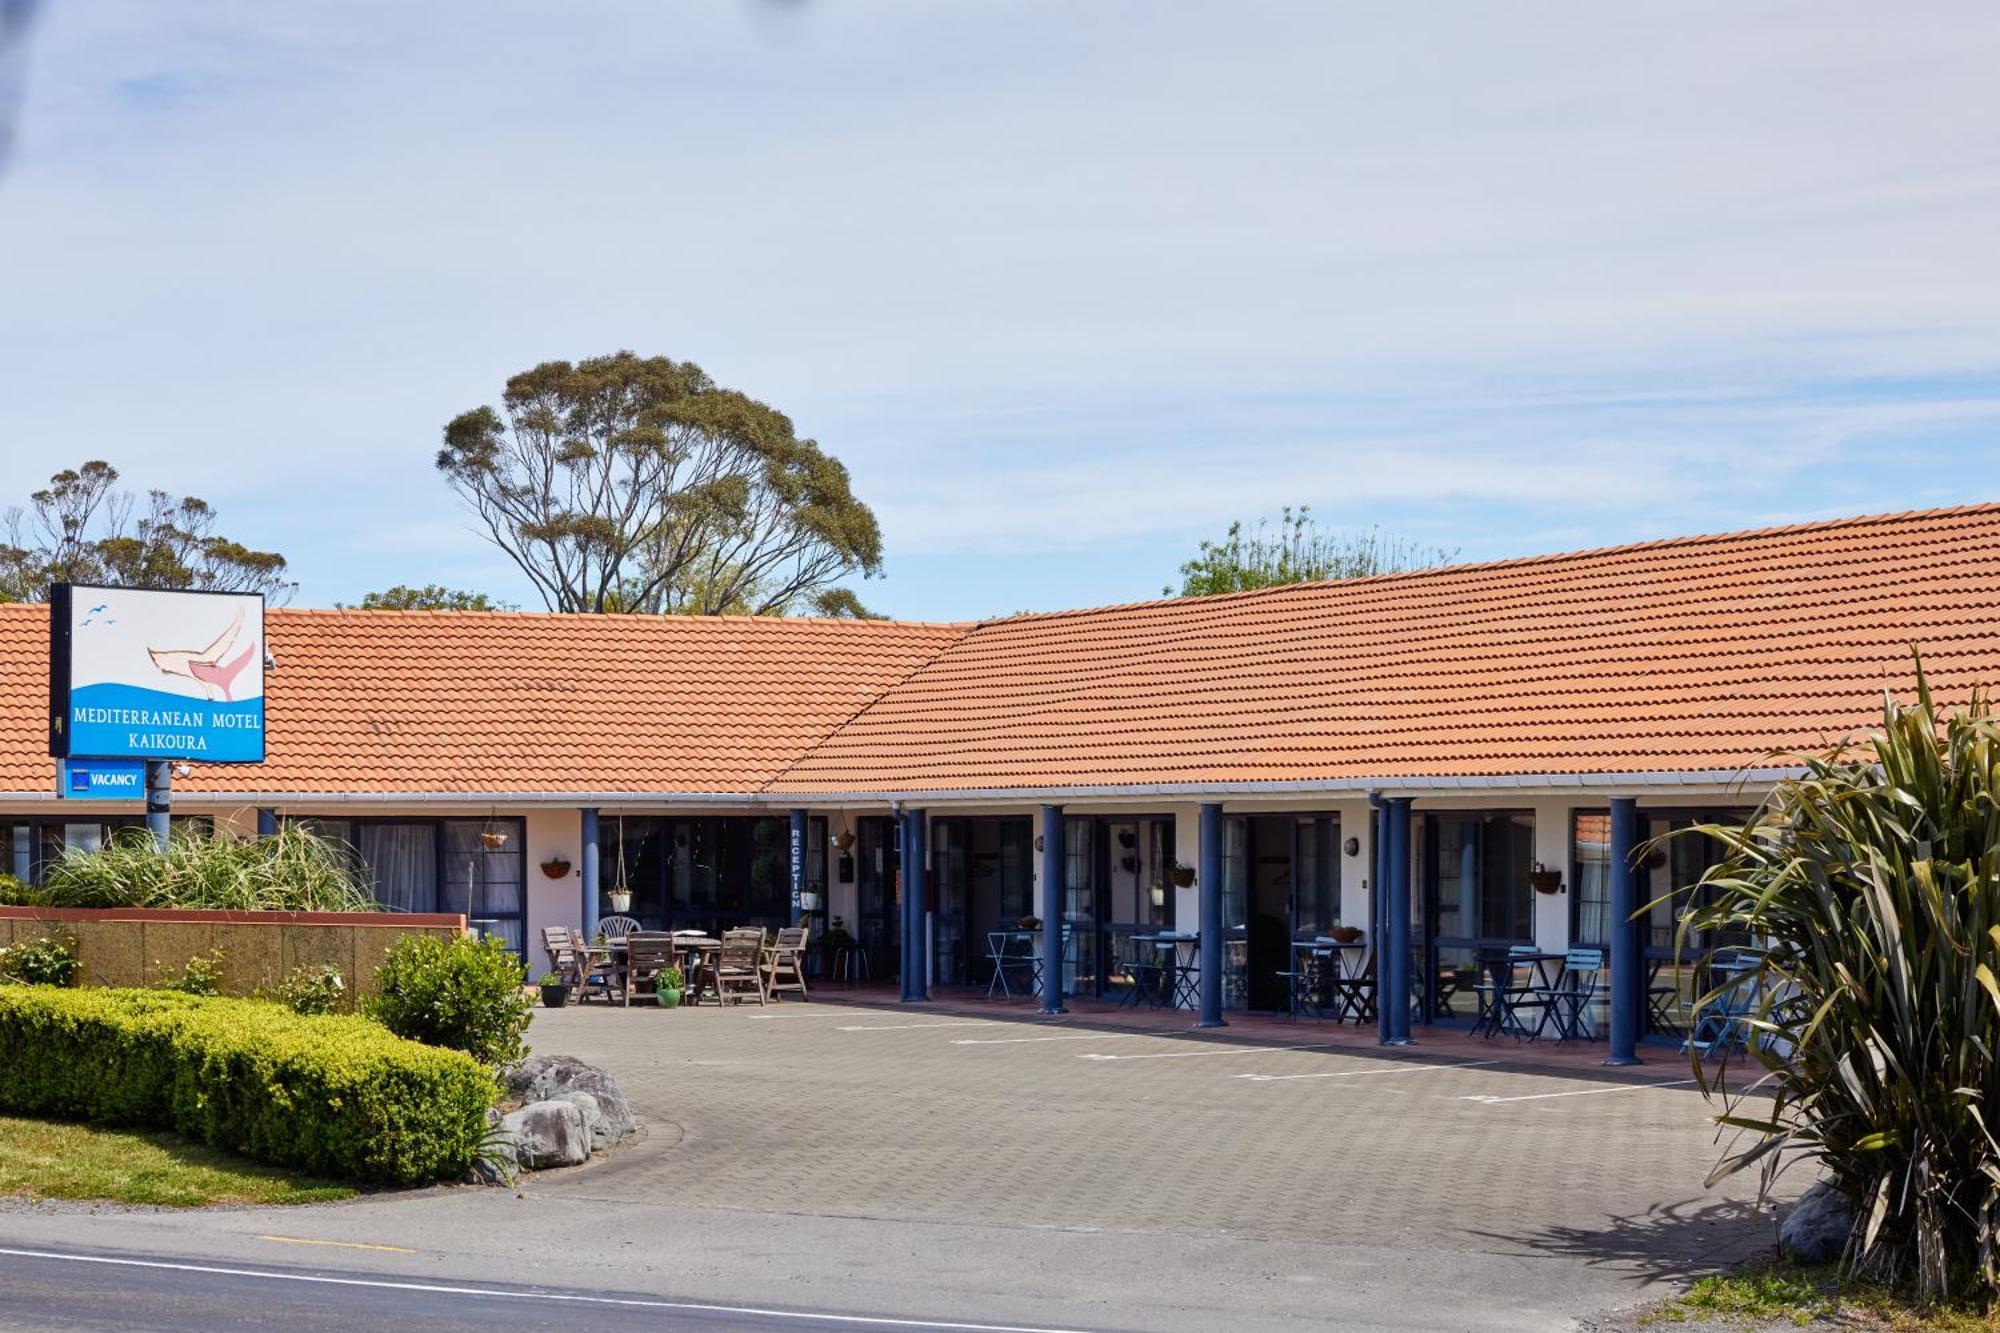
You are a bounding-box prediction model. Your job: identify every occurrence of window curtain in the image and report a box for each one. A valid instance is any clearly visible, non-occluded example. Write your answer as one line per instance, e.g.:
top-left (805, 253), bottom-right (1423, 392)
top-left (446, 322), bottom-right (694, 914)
top-left (441, 821), bottom-right (524, 955)
top-left (1572, 811), bottom-right (1611, 947)
top-left (359, 824), bottom-right (437, 916)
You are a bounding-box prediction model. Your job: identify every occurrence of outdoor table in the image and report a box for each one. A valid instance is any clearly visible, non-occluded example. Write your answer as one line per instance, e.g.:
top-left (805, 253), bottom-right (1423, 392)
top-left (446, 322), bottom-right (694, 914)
top-left (1476, 951), bottom-right (1567, 1039)
top-left (986, 929), bottom-right (1038, 998)
top-left (668, 935), bottom-right (723, 1004)
top-left (1134, 932), bottom-right (1199, 1008)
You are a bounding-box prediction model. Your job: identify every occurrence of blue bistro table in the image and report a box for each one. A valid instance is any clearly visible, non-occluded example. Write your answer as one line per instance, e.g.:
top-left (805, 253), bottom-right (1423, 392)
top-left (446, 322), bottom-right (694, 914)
top-left (1131, 932), bottom-right (1199, 1009)
top-left (986, 929), bottom-right (1039, 998)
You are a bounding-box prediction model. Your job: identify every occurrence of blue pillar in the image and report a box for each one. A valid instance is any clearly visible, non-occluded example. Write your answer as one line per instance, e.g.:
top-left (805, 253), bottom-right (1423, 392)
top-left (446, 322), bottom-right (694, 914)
top-left (255, 807), bottom-right (277, 838)
top-left (144, 761), bottom-right (171, 853)
top-left (1606, 796), bottom-right (1642, 1066)
top-left (789, 808), bottom-right (809, 927)
top-left (1039, 805), bottom-right (1067, 1015)
top-left (1370, 794), bottom-right (1388, 1043)
top-left (902, 809), bottom-right (928, 1002)
top-left (1197, 802), bottom-right (1225, 1028)
top-left (1383, 797), bottom-right (1413, 1045)
top-left (580, 808), bottom-right (600, 940)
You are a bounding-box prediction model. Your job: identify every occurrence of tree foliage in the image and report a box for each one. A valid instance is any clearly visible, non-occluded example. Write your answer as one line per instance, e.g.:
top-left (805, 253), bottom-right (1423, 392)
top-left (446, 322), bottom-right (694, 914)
top-left (1167, 506), bottom-right (1455, 596)
top-left (0, 461), bottom-right (293, 603)
top-left (437, 352), bottom-right (883, 616)
top-left (341, 584), bottom-right (514, 611)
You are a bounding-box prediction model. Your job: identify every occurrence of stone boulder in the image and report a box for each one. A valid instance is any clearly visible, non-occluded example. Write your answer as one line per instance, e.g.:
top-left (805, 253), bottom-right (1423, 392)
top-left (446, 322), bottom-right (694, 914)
top-left (500, 1099), bottom-right (589, 1170)
top-left (558, 1091), bottom-right (615, 1151)
top-left (1780, 1180), bottom-right (1856, 1264)
top-left (504, 1054), bottom-right (637, 1144)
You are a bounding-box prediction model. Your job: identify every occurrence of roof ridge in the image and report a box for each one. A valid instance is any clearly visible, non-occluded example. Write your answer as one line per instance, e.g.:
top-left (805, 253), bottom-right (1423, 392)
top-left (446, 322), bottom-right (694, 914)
top-left (273, 606), bottom-right (974, 630)
top-left (976, 500), bottom-right (2000, 626)
top-left (757, 620), bottom-right (980, 793)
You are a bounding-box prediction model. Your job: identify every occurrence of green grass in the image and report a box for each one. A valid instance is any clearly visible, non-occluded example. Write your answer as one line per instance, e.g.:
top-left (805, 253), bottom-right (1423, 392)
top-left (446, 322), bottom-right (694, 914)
top-left (1646, 1260), bottom-right (2000, 1331)
top-left (0, 1115), bottom-right (355, 1207)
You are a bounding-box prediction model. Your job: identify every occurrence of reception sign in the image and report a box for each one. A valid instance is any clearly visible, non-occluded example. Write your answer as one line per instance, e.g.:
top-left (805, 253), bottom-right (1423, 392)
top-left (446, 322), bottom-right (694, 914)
top-left (48, 585), bottom-right (266, 763)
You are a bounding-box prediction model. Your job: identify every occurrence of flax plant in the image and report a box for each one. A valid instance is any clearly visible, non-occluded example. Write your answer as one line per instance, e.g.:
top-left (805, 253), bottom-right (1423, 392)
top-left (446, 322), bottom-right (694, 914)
top-left (1678, 670), bottom-right (2000, 1302)
top-left (38, 824), bottom-right (378, 913)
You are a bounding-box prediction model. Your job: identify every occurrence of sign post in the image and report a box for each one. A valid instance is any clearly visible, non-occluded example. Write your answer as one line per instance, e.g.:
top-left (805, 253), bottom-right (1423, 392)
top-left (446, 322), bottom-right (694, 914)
top-left (48, 584), bottom-right (267, 843)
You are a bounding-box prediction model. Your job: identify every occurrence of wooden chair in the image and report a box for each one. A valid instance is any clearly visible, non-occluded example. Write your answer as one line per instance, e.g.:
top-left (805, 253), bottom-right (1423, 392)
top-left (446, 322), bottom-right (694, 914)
top-left (1326, 943), bottom-right (1376, 1024)
top-left (568, 928), bottom-right (617, 1004)
top-left (542, 925), bottom-right (585, 1000)
top-left (623, 931), bottom-right (677, 1008)
top-left (596, 914), bottom-right (643, 940)
top-left (714, 927), bottom-right (768, 1006)
top-left (763, 925), bottom-right (810, 1002)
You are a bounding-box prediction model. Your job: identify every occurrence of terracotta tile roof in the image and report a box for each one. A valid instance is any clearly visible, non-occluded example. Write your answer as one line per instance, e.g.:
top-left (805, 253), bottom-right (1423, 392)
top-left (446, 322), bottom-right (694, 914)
top-left (765, 504), bottom-right (2000, 793)
top-left (6, 504), bottom-right (1998, 801)
top-left (0, 608), bottom-right (967, 796)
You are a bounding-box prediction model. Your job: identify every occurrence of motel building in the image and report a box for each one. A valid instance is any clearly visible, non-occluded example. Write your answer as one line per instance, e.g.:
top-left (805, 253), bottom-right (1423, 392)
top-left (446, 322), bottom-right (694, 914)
top-left (4, 503), bottom-right (1997, 1056)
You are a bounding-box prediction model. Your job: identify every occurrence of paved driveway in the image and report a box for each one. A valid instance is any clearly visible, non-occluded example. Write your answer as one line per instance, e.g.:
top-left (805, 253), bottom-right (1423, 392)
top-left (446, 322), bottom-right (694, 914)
top-left (528, 999), bottom-right (1783, 1315)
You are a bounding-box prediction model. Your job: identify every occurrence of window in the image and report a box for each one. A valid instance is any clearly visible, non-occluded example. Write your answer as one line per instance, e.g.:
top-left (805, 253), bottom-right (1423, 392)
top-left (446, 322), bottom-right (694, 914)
top-left (1062, 819), bottom-right (1094, 922)
top-left (1295, 816), bottom-right (1340, 935)
top-left (358, 823), bottom-right (438, 915)
top-left (1426, 811), bottom-right (1534, 943)
top-left (1572, 811), bottom-right (1610, 947)
top-left (441, 820), bottom-right (525, 955)
top-left (997, 819), bottom-right (1032, 920)
top-left (1222, 817), bottom-right (1249, 929)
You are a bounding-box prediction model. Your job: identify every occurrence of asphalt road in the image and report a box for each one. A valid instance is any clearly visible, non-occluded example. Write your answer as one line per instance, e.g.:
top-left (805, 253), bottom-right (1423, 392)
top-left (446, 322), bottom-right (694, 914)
top-left (0, 1244), bottom-right (1104, 1333)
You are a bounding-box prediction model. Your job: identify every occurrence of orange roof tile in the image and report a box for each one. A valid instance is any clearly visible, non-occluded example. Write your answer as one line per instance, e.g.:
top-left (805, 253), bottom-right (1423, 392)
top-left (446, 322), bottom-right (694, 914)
top-left (0, 608), bottom-right (967, 796)
top-left (5, 504), bottom-right (1998, 801)
top-left (766, 504), bottom-right (2000, 793)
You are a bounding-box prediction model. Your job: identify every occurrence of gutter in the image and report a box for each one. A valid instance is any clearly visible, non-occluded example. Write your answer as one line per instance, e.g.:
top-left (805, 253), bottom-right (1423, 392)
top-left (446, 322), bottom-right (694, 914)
top-left (0, 767), bottom-right (1800, 810)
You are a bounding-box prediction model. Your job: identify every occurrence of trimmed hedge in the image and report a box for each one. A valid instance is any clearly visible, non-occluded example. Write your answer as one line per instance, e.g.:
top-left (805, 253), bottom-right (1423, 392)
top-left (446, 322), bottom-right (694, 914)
top-left (0, 987), bottom-right (496, 1185)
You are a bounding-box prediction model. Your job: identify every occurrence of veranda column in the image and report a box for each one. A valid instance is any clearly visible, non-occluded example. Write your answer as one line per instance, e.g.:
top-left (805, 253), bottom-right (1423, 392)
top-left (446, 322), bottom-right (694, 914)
top-left (1605, 796), bottom-right (1643, 1066)
top-left (255, 807), bottom-right (277, 838)
top-left (1039, 805), bottom-right (1067, 1015)
top-left (789, 808), bottom-right (809, 928)
top-left (1197, 801), bottom-right (1225, 1028)
top-left (580, 808), bottom-right (601, 941)
top-left (1370, 794), bottom-right (1388, 1043)
top-left (1383, 797), bottom-right (1413, 1045)
top-left (901, 809), bottom-right (928, 1003)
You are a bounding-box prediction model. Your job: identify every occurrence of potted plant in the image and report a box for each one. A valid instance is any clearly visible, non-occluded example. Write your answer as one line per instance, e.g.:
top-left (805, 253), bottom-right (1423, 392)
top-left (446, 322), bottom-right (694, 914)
top-left (480, 827), bottom-right (509, 850)
top-left (1169, 862), bottom-right (1196, 889)
top-left (539, 856), bottom-right (572, 879)
top-left (1018, 915), bottom-right (1041, 930)
top-left (608, 889), bottom-right (632, 913)
top-left (799, 890), bottom-right (822, 912)
top-left (654, 965), bottom-right (685, 1010)
top-left (1330, 925), bottom-right (1363, 944)
top-left (1528, 863), bottom-right (1564, 895)
top-left (537, 971), bottom-right (569, 1008)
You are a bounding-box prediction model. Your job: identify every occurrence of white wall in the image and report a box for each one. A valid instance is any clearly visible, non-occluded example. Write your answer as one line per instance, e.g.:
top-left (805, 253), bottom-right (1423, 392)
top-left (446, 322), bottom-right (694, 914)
top-left (1529, 798), bottom-right (1574, 953)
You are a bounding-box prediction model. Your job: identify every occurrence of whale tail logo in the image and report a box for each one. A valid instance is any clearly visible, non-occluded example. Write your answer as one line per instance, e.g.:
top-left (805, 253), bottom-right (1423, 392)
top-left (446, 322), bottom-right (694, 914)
top-left (147, 610), bottom-right (257, 701)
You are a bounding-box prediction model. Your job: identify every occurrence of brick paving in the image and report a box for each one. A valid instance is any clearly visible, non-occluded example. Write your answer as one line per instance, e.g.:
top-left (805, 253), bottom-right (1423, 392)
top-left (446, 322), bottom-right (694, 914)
top-left (528, 990), bottom-right (1784, 1276)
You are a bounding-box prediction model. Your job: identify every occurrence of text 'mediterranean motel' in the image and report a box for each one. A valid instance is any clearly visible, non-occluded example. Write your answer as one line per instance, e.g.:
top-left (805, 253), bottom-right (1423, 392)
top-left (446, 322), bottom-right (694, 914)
top-left (5, 503), bottom-right (1997, 1057)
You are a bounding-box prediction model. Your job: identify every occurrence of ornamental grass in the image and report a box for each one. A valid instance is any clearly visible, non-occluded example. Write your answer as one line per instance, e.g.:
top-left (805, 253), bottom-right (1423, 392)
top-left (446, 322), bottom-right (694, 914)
top-left (26, 823), bottom-right (378, 913)
top-left (1681, 669), bottom-right (2000, 1302)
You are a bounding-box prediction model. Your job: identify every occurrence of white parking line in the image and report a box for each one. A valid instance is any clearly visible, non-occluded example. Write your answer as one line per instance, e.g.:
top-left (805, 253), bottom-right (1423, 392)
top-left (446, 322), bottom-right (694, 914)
top-left (0, 1245), bottom-right (1094, 1332)
top-left (839, 1020), bottom-right (1043, 1032)
top-left (1235, 1059), bottom-right (1499, 1083)
top-left (951, 1033), bottom-right (1141, 1046)
top-left (1078, 1042), bottom-right (1338, 1062)
top-left (1457, 1077), bottom-right (1698, 1104)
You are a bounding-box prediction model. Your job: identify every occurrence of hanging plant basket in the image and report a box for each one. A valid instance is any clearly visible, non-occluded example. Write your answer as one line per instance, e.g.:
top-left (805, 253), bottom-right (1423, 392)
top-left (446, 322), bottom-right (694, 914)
top-left (480, 830), bottom-right (509, 850)
top-left (1169, 864), bottom-right (1197, 889)
top-left (539, 857), bottom-right (572, 879)
top-left (1529, 869), bottom-right (1564, 895)
top-left (608, 890), bottom-right (632, 914)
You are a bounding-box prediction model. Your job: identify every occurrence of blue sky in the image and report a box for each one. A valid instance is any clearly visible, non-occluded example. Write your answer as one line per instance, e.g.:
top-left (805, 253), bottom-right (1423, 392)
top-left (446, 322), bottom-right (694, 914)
top-left (3, 2), bottom-right (1998, 620)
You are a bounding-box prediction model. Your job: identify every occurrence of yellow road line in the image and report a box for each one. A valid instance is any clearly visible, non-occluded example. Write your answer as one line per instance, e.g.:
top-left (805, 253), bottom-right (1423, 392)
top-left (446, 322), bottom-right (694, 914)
top-left (256, 1235), bottom-right (418, 1254)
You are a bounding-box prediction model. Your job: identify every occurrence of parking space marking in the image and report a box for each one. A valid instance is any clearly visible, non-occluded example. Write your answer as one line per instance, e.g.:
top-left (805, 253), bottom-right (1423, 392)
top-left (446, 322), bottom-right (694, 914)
top-left (1458, 1077), bottom-right (1698, 1104)
top-left (838, 1020), bottom-right (1048, 1032)
top-left (1234, 1058), bottom-right (1499, 1083)
top-left (1078, 1042), bottom-right (1339, 1062)
top-left (951, 1032), bottom-right (1142, 1046)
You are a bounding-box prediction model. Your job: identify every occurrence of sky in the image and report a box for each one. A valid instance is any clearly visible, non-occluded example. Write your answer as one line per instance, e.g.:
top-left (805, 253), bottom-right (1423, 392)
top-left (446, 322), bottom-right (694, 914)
top-left (2, 2), bottom-right (1999, 621)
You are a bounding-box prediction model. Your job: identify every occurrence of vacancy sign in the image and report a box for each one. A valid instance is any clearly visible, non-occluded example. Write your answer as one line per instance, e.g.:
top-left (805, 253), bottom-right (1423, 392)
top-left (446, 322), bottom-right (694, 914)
top-left (48, 585), bottom-right (266, 764)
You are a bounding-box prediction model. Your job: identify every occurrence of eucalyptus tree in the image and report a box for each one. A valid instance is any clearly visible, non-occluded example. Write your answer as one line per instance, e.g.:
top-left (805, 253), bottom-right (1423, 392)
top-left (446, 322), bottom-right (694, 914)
top-left (437, 352), bottom-right (882, 617)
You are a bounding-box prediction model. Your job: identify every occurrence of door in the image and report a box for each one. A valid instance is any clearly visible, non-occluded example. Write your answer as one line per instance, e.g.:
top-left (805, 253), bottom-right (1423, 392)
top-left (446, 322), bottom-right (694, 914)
top-left (855, 816), bottom-right (900, 978)
top-left (1247, 816), bottom-right (1295, 1010)
top-left (1419, 811), bottom-right (1535, 1023)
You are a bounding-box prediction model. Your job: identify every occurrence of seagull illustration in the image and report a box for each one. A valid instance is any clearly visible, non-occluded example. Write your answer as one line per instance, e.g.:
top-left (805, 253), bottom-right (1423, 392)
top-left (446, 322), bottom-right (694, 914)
top-left (88, 604), bottom-right (107, 614)
top-left (147, 610), bottom-right (257, 701)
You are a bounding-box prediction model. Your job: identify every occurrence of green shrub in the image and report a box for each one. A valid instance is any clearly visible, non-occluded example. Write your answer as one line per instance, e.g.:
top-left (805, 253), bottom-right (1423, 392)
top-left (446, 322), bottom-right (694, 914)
top-left (39, 824), bottom-right (378, 912)
top-left (0, 874), bottom-right (49, 907)
top-left (1680, 670), bottom-right (2000, 1302)
top-left (158, 949), bottom-right (225, 997)
top-left (365, 933), bottom-right (530, 1066)
top-left (276, 963), bottom-right (346, 1016)
top-left (0, 932), bottom-right (80, 987)
top-left (0, 987), bottom-right (494, 1185)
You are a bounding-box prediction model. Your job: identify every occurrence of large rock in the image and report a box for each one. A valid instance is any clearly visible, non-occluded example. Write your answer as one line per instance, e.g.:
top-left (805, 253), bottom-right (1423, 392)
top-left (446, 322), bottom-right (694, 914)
top-left (558, 1091), bottom-right (613, 1151)
top-left (1781, 1181), bottom-right (1856, 1264)
top-left (505, 1054), bottom-right (637, 1143)
top-left (500, 1099), bottom-right (589, 1170)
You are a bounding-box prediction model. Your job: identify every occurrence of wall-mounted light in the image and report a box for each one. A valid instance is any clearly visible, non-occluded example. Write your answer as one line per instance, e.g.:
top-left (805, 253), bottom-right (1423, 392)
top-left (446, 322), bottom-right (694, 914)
top-left (1342, 836), bottom-right (1360, 857)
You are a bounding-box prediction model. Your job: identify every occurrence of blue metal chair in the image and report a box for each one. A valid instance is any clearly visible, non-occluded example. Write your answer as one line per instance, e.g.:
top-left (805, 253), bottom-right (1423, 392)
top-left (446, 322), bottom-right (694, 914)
top-left (1534, 947), bottom-right (1609, 1041)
